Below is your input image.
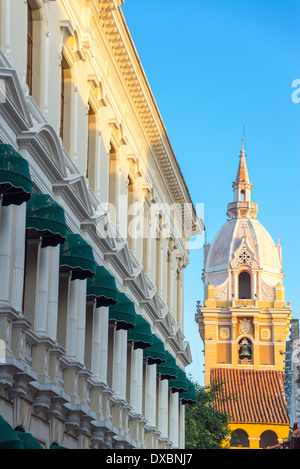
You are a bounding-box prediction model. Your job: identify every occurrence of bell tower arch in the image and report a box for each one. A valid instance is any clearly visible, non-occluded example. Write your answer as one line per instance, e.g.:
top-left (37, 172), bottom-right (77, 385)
top-left (238, 271), bottom-right (251, 299)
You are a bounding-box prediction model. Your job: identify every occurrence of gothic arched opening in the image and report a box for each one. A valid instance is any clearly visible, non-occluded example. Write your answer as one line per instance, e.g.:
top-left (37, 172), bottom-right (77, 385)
top-left (238, 271), bottom-right (251, 299)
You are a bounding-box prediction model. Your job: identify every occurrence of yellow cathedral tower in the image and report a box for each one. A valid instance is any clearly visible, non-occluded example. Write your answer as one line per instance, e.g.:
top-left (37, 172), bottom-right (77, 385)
top-left (195, 142), bottom-right (292, 449)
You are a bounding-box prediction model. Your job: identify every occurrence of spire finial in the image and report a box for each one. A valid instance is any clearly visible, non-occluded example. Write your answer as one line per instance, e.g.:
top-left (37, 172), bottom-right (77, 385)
top-left (240, 138), bottom-right (245, 157)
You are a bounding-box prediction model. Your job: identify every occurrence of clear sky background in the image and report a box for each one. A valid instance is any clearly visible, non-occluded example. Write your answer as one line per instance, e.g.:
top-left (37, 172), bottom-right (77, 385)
top-left (121, 0), bottom-right (300, 386)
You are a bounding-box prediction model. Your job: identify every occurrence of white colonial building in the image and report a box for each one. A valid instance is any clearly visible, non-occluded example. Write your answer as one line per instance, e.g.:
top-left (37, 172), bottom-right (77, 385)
top-left (0, 0), bottom-right (202, 449)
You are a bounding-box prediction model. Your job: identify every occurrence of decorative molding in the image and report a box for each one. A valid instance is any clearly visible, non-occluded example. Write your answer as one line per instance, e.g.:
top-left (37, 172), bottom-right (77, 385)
top-left (97, 5), bottom-right (200, 233)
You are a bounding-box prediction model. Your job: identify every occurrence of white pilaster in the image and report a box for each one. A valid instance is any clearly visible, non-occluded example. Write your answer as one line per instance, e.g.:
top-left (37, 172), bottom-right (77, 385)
top-left (144, 363), bottom-right (156, 426)
top-left (76, 278), bottom-right (87, 364)
top-left (23, 238), bottom-right (42, 327)
top-left (178, 402), bottom-right (185, 449)
top-left (66, 278), bottom-right (79, 360)
top-left (157, 378), bottom-right (168, 438)
top-left (42, 26), bottom-right (50, 118)
top-left (233, 270), bottom-right (238, 298)
top-left (11, 203), bottom-right (26, 313)
top-left (169, 391), bottom-right (179, 447)
top-left (0, 0), bottom-right (11, 60)
top-left (91, 305), bottom-right (109, 383)
top-left (35, 246), bottom-right (50, 336)
top-left (112, 328), bottom-right (127, 400)
top-left (47, 245), bottom-right (60, 341)
top-left (129, 347), bottom-right (143, 415)
top-left (99, 306), bottom-right (109, 383)
top-left (167, 251), bottom-right (174, 313)
top-left (136, 348), bottom-right (143, 415)
top-left (0, 204), bottom-right (13, 303)
top-left (119, 328), bottom-right (127, 400)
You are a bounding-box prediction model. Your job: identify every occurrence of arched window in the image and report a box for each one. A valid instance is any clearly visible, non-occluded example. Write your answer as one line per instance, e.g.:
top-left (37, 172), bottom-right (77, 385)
top-left (27, 2), bottom-right (33, 95)
top-left (127, 175), bottom-right (136, 254)
top-left (86, 102), bottom-right (96, 185)
top-left (108, 143), bottom-right (118, 228)
top-left (241, 189), bottom-right (245, 201)
top-left (238, 271), bottom-right (251, 299)
top-left (230, 429), bottom-right (249, 447)
top-left (26, 1), bottom-right (44, 103)
top-left (259, 430), bottom-right (279, 449)
top-left (59, 55), bottom-right (69, 142)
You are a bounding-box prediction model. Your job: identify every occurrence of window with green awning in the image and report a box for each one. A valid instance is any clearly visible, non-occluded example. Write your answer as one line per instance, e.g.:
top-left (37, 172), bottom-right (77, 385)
top-left (50, 442), bottom-right (68, 449)
top-left (179, 379), bottom-right (197, 405)
top-left (59, 233), bottom-right (96, 280)
top-left (156, 350), bottom-right (178, 380)
top-left (143, 334), bottom-right (166, 365)
top-left (0, 416), bottom-right (23, 449)
top-left (86, 265), bottom-right (118, 307)
top-left (26, 192), bottom-right (67, 248)
top-left (109, 292), bottom-right (137, 330)
top-left (168, 366), bottom-right (189, 394)
top-left (127, 314), bottom-right (153, 349)
top-left (15, 430), bottom-right (44, 449)
top-left (0, 144), bottom-right (32, 206)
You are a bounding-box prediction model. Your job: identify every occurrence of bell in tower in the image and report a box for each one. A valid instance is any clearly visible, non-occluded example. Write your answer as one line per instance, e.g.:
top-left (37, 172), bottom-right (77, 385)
top-left (239, 338), bottom-right (252, 361)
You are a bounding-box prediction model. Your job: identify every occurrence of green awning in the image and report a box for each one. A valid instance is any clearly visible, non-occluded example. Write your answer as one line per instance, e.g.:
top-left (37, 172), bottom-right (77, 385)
top-left (15, 431), bottom-right (44, 449)
top-left (143, 334), bottom-right (166, 365)
top-left (26, 193), bottom-right (68, 248)
top-left (59, 233), bottom-right (96, 280)
top-left (0, 416), bottom-right (23, 449)
top-left (0, 144), bottom-right (32, 206)
top-left (180, 379), bottom-right (197, 405)
top-left (109, 292), bottom-right (137, 330)
top-left (50, 442), bottom-right (68, 449)
top-left (127, 314), bottom-right (153, 349)
top-left (168, 367), bottom-right (189, 394)
top-left (157, 351), bottom-right (178, 380)
top-left (87, 265), bottom-right (118, 307)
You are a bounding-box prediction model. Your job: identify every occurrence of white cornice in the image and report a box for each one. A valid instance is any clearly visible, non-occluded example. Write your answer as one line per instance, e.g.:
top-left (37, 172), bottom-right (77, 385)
top-left (58, 2), bottom-right (203, 237)
top-left (97, 3), bottom-right (198, 220)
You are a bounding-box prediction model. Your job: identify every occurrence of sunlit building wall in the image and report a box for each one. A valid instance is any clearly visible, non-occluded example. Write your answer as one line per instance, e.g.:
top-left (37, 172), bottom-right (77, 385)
top-left (0, 0), bottom-right (203, 449)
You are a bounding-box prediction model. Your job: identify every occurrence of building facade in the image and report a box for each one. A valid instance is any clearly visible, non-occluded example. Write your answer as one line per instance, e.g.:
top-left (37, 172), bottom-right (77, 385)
top-left (195, 142), bottom-right (292, 449)
top-left (283, 318), bottom-right (300, 429)
top-left (0, 0), bottom-right (202, 449)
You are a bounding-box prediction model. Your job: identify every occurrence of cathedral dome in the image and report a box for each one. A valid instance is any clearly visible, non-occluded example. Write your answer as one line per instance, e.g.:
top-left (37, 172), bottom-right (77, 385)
top-left (203, 142), bottom-right (284, 294)
top-left (205, 217), bottom-right (283, 287)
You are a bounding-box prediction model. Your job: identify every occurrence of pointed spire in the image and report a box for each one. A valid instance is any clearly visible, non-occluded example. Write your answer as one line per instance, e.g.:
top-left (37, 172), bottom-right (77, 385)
top-left (235, 139), bottom-right (250, 185)
top-left (233, 139), bottom-right (252, 203)
top-left (226, 141), bottom-right (258, 220)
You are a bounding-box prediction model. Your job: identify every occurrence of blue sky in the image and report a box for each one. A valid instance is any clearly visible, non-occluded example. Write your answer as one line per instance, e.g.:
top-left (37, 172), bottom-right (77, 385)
top-left (121, 0), bottom-right (300, 385)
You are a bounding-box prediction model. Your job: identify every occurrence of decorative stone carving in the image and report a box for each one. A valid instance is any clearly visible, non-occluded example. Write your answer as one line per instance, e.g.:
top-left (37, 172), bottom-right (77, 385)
top-left (231, 237), bottom-right (258, 269)
top-left (238, 318), bottom-right (253, 336)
